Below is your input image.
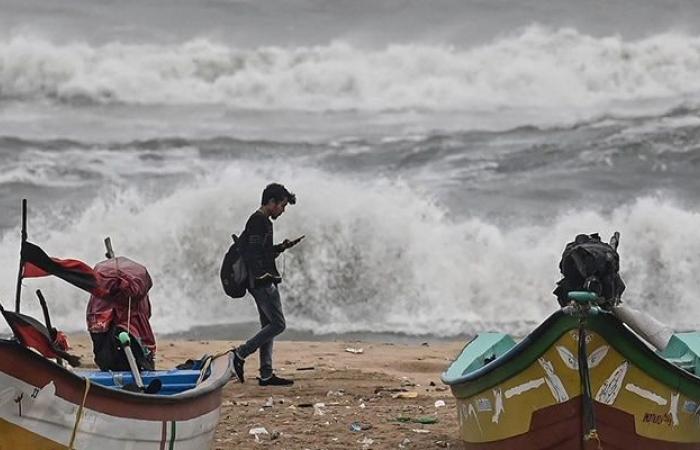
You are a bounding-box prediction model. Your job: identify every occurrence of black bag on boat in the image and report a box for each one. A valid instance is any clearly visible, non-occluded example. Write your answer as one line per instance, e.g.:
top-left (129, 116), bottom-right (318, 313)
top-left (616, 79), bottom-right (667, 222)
top-left (220, 233), bottom-right (248, 298)
top-left (91, 325), bottom-right (154, 372)
top-left (553, 233), bottom-right (625, 307)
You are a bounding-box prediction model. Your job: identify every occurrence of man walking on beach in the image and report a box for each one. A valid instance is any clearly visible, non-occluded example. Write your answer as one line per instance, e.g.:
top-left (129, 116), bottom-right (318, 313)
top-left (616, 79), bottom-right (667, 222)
top-left (233, 183), bottom-right (302, 386)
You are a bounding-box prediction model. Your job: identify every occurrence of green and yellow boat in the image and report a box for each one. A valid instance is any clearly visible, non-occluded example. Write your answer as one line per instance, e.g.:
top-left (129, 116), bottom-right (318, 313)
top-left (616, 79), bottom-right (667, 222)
top-left (442, 291), bottom-right (700, 449)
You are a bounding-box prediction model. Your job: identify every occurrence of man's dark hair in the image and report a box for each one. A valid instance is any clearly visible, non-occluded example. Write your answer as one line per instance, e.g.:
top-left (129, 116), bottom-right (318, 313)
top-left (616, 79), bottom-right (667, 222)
top-left (261, 183), bottom-right (296, 206)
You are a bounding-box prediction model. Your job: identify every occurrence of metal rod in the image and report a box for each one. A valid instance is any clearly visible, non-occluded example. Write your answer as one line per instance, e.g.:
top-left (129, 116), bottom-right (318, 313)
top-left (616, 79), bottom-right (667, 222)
top-left (14, 199), bottom-right (27, 313)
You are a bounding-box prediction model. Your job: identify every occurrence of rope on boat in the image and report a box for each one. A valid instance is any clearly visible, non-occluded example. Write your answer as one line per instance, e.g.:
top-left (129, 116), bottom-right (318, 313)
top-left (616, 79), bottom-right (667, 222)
top-left (68, 378), bottom-right (91, 450)
top-left (584, 428), bottom-right (603, 450)
top-left (578, 322), bottom-right (603, 449)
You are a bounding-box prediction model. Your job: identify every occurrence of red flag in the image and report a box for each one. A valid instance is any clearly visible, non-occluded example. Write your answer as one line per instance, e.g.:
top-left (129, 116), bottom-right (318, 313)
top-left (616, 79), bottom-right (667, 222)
top-left (24, 258), bottom-right (94, 279)
top-left (0, 305), bottom-right (81, 367)
top-left (21, 241), bottom-right (107, 297)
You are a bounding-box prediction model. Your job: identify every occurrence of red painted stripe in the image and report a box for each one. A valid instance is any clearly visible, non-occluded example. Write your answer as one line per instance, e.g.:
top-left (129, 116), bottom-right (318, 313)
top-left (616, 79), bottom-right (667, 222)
top-left (461, 398), bottom-right (700, 449)
top-left (0, 342), bottom-right (223, 421)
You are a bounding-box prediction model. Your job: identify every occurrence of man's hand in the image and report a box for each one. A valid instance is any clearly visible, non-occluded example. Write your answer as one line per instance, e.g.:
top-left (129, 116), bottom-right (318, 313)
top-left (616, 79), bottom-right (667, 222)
top-left (283, 235), bottom-right (305, 250)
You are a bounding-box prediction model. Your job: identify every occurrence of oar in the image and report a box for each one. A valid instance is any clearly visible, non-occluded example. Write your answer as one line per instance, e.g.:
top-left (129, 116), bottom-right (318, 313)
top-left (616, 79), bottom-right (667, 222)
top-left (117, 331), bottom-right (161, 394)
top-left (118, 331), bottom-right (145, 389)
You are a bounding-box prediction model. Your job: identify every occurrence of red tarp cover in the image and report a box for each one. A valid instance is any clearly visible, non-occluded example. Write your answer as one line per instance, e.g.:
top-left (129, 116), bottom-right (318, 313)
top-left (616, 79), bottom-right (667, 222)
top-left (86, 257), bottom-right (157, 354)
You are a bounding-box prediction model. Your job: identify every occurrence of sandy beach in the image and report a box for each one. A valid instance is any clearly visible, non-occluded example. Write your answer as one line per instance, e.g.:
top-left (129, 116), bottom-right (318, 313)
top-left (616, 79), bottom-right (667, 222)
top-left (67, 334), bottom-right (466, 449)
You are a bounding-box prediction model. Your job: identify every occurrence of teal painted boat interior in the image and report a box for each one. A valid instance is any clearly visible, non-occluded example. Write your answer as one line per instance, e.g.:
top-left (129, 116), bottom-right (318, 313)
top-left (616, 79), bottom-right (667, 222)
top-left (660, 332), bottom-right (700, 374)
top-left (442, 332), bottom-right (516, 382)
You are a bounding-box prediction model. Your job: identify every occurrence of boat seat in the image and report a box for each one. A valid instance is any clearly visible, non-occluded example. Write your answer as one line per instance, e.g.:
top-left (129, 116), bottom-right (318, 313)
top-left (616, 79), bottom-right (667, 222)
top-left (660, 332), bottom-right (700, 374)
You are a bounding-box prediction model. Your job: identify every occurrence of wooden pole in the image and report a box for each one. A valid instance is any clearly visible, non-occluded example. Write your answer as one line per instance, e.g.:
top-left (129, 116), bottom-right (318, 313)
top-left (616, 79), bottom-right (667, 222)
top-left (35, 289), bottom-right (53, 333)
top-left (104, 237), bottom-right (115, 259)
top-left (14, 199), bottom-right (27, 313)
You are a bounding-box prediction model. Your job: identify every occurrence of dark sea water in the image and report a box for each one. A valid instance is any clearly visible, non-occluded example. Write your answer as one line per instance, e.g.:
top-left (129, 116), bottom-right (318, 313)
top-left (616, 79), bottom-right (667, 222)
top-left (2, 0), bottom-right (700, 337)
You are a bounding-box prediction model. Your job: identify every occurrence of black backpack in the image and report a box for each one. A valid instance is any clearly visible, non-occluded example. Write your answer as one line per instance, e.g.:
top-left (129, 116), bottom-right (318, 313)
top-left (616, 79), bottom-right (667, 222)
top-left (553, 233), bottom-right (625, 307)
top-left (220, 234), bottom-right (248, 298)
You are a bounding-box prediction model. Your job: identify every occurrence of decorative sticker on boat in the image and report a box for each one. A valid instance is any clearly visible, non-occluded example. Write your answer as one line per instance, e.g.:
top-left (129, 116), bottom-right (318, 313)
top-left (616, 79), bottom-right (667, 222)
top-left (682, 400), bottom-right (700, 415)
top-left (538, 357), bottom-right (569, 402)
top-left (23, 381), bottom-right (57, 416)
top-left (468, 402), bottom-right (483, 435)
top-left (626, 383), bottom-right (668, 406)
top-left (586, 346), bottom-right (609, 368)
top-left (492, 388), bottom-right (504, 424)
top-left (569, 330), bottom-right (593, 344)
top-left (556, 346), bottom-right (578, 370)
top-left (476, 397), bottom-right (492, 412)
top-left (643, 412), bottom-right (674, 426)
top-left (504, 378), bottom-right (545, 399)
top-left (556, 345), bottom-right (607, 370)
top-left (595, 361), bottom-right (628, 405)
top-left (669, 393), bottom-right (680, 426)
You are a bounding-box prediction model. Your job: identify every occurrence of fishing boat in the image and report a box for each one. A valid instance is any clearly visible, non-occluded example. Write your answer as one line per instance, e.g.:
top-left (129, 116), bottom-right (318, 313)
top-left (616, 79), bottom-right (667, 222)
top-left (441, 290), bottom-right (700, 449)
top-left (0, 332), bottom-right (232, 449)
top-left (0, 200), bottom-right (234, 449)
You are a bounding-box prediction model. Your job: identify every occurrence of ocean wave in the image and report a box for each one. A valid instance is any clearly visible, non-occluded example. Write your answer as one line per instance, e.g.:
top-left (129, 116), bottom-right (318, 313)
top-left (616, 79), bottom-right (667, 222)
top-left (1, 162), bottom-right (699, 337)
top-left (2, 27), bottom-right (700, 113)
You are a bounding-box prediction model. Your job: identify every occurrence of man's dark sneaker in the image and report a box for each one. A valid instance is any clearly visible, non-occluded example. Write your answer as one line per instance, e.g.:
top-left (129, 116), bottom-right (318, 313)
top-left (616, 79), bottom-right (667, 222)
top-left (258, 374), bottom-right (294, 386)
top-left (232, 350), bottom-right (245, 383)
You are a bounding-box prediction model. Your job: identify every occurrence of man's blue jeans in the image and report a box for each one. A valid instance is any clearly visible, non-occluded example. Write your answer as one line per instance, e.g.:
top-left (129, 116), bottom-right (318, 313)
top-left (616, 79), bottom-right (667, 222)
top-left (236, 283), bottom-right (286, 378)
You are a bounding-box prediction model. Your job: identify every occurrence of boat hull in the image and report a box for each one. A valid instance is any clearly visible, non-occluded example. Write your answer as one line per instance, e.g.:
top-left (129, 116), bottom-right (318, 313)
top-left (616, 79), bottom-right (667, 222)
top-left (444, 312), bottom-right (700, 449)
top-left (0, 339), bottom-right (231, 449)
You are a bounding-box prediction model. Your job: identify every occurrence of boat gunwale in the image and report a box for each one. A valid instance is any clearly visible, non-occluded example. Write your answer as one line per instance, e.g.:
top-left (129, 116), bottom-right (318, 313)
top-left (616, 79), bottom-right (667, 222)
top-left (0, 338), bottom-right (234, 421)
top-left (441, 309), bottom-right (700, 400)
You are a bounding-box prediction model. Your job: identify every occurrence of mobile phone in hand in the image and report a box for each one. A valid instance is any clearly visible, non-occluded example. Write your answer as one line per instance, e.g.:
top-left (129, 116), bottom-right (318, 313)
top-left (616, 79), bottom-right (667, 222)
top-left (288, 235), bottom-right (305, 247)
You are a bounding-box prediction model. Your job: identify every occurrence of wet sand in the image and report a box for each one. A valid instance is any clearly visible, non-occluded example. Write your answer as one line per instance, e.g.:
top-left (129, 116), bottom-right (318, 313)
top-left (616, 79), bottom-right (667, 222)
top-left (69, 334), bottom-right (467, 449)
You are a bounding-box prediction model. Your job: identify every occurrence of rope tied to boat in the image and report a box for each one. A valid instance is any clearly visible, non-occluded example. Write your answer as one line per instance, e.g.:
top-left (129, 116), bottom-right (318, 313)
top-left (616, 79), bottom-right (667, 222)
top-left (68, 377), bottom-right (91, 450)
top-left (584, 428), bottom-right (603, 450)
top-left (578, 320), bottom-right (602, 449)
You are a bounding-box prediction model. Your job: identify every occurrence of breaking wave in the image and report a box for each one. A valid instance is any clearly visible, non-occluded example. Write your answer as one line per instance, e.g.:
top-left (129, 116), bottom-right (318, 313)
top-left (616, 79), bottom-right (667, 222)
top-left (1, 162), bottom-right (699, 337)
top-left (3, 27), bottom-right (700, 114)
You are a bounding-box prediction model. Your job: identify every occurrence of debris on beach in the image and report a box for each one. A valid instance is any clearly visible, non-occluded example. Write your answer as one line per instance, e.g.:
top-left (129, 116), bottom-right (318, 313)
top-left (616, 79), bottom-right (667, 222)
top-left (392, 391), bottom-right (418, 399)
top-left (414, 416), bottom-right (439, 424)
top-left (359, 437), bottom-right (374, 449)
top-left (248, 427), bottom-right (269, 442)
top-left (374, 386), bottom-right (408, 394)
top-left (345, 347), bottom-right (364, 354)
top-left (400, 377), bottom-right (416, 387)
top-left (395, 416), bottom-right (438, 424)
top-left (326, 389), bottom-right (345, 397)
top-left (313, 402), bottom-right (326, 415)
top-left (349, 421), bottom-right (373, 432)
top-left (411, 429), bottom-right (430, 434)
top-left (434, 400), bottom-right (446, 408)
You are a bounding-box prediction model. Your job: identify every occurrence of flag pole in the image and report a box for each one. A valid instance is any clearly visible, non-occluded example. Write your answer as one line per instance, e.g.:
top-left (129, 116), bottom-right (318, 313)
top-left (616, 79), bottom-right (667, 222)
top-left (14, 199), bottom-right (27, 312)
